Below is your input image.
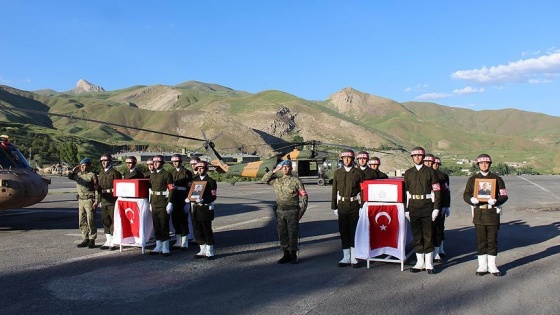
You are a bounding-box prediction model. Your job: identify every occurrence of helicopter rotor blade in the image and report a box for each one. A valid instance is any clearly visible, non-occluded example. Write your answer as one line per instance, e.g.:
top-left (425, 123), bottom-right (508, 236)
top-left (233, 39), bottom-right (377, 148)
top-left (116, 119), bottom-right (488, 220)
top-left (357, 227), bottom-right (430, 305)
top-left (0, 105), bottom-right (206, 142)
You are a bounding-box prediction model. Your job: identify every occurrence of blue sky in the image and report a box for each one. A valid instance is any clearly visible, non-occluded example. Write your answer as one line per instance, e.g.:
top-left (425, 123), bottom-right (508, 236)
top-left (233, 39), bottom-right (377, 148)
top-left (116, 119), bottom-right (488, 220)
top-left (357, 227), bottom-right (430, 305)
top-left (1, 1), bottom-right (559, 116)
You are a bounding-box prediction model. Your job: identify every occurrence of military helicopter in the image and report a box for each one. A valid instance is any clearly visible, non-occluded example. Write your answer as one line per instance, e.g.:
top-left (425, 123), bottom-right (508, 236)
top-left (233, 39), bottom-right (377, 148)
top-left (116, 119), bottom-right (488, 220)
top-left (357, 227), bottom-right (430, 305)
top-left (0, 134), bottom-right (51, 211)
top-left (203, 138), bottom-right (343, 185)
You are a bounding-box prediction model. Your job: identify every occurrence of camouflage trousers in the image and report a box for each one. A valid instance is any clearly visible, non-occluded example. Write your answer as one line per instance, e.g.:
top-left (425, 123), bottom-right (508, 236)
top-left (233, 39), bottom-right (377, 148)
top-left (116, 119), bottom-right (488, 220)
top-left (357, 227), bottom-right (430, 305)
top-left (78, 199), bottom-right (97, 240)
top-left (276, 208), bottom-right (299, 251)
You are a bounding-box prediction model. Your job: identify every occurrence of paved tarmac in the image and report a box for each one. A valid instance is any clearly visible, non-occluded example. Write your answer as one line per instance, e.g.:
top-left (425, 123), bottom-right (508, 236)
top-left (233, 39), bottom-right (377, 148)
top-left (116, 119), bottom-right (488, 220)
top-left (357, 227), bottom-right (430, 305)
top-left (0, 175), bottom-right (559, 314)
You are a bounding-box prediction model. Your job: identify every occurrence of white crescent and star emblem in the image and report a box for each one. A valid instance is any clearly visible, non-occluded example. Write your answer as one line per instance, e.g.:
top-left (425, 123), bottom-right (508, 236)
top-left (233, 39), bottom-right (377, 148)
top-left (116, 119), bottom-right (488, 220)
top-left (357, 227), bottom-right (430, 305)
top-left (374, 211), bottom-right (391, 231)
top-left (125, 208), bottom-right (135, 224)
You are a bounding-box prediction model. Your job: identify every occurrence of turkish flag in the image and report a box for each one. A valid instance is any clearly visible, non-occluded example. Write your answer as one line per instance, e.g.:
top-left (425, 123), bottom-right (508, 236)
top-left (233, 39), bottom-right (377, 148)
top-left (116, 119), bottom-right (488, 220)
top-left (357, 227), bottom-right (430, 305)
top-left (368, 204), bottom-right (399, 249)
top-left (118, 200), bottom-right (141, 238)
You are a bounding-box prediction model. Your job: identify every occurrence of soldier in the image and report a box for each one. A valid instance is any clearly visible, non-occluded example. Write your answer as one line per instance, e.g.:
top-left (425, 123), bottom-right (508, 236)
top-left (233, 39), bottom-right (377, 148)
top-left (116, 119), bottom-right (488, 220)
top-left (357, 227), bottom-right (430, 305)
top-left (331, 149), bottom-right (365, 268)
top-left (170, 153), bottom-right (193, 250)
top-left (356, 151), bottom-right (376, 180)
top-left (432, 157), bottom-right (450, 261)
top-left (189, 157), bottom-right (201, 172)
top-left (403, 147), bottom-right (441, 274)
top-left (123, 156), bottom-right (145, 179)
top-left (148, 155), bottom-right (174, 256)
top-left (145, 158), bottom-right (154, 178)
top-left (68, 158), bottom-right (100, 249)
top-left (262, 160), bottom-right (308, 264)
top-left (97, 153), bottom-right (122, 250)
top-left (463, 153), bottom-right (508, 276)
top-left (367, 157), bottom-right (389, 179)
top-left (191, 161), bottom-right (218, 260)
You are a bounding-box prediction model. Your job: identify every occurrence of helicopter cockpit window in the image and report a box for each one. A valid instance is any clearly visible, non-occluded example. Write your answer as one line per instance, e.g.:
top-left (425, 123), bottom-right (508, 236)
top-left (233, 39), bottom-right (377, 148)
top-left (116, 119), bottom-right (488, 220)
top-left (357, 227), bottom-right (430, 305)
top-left (0, 143), bottom-right (32, 169)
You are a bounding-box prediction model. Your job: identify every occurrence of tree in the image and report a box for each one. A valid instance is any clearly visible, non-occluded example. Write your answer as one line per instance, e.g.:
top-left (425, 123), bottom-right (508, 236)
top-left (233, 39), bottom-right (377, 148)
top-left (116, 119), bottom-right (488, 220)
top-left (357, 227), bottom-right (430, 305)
top-left (59, 141), bottom-right (79, 165)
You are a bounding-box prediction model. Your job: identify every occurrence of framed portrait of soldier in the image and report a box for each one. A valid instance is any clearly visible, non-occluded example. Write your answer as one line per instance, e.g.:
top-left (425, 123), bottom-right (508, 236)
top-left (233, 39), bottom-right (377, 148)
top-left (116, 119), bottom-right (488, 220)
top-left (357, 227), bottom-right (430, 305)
top-left (187, 181), bottom-right (207, 202)
top-left (474, 178), bottom-right (496, 201)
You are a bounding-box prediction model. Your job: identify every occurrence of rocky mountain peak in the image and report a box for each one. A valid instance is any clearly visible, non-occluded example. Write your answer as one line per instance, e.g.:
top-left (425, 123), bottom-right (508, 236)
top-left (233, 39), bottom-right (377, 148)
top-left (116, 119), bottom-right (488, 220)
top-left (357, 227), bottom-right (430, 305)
top-left (73, 79), bottom-right (105, 94)
top-left (328, 87), bottom-right (409, 117)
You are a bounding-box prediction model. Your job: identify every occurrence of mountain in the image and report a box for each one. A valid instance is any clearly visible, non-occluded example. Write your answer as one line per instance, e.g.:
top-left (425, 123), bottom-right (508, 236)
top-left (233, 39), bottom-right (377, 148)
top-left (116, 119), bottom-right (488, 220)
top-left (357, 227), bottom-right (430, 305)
top-left (1, 80), bottom-right (559, 173)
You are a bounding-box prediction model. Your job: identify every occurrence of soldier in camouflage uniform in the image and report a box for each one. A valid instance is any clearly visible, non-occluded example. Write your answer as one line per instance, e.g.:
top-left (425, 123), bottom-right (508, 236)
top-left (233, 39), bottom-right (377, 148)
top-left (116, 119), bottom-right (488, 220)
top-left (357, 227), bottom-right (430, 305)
top-left (97, 153), bottom-right (122, 250)
top-left (331, 149), bottom-right (365, 268)
top-left (148, 155), bottom-right (175, 256)
top-left (463, 153), bottom-right (508, 276)
top-left (263, 160), bottom-right (309, 264)
top-left (404, 147), bottom-right (441, 274)
top-left (68, 158), bottom-right (100, 249)
top-left (123, 156), bottom-right (145, 179)
top-left (367, 156), bottom-right (389, 179)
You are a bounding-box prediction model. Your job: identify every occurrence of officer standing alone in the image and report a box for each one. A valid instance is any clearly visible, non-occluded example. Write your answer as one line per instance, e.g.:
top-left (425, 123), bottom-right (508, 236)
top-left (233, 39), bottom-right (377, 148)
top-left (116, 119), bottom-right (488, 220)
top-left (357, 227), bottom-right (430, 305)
top-left (68, 158), bottom-right (100, 249)
top-left (97, 153), bottom-right (122, 250)
top-left (262, 160), bottom-right (308, 264)
top-left (463, 153), bottom-right (508, 276)
top-left (331, 149), bottom-right (365, 268)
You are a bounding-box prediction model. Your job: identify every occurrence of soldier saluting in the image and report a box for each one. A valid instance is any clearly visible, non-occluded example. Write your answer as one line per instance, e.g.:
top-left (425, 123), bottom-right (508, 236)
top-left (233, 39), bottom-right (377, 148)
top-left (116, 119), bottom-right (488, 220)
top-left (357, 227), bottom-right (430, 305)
top-left (263, 160), bottom-right (308, 264)
top-left (68, 158), bottom-right (100, 249)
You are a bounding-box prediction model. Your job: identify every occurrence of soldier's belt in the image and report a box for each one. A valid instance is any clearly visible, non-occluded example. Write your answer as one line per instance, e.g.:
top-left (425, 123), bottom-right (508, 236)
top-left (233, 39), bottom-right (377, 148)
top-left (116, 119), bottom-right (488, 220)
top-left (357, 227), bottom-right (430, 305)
top-left (101, 189), bottom-right (113, 193)
top-left (478, 204), bottom-right (494, 209)
top-left (338, 196), bottom-right (359, 202)
top-left (79, 195), bottom-right (95, 200)
top-left (152, 191), bottom-right (168, 196)
top-left (410, 194), bottom-right (431, 200)
top-left (175, 186), bottom-right (188, 191)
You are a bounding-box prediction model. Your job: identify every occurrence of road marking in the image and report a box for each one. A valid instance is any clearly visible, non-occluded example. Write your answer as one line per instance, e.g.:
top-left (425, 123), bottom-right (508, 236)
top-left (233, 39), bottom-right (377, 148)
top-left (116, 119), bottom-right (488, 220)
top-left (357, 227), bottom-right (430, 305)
top-left (517, 176), bottom-right (560, 201)
top-left (215, 216), bottom-right (273, 231)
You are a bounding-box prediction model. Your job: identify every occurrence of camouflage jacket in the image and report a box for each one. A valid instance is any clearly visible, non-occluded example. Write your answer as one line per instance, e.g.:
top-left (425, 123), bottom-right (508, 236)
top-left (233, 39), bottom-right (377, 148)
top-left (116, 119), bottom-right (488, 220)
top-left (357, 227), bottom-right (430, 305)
top-left (263, 172), bottom-right (308, 213)
top-left (68, 170), bottom-right (100, 203)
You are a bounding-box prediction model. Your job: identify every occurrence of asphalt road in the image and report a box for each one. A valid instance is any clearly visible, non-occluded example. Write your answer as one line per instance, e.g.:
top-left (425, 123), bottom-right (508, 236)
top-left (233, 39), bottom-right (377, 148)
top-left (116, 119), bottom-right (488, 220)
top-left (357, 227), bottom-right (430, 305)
top-left (0, 175), bottom-right (559, 314)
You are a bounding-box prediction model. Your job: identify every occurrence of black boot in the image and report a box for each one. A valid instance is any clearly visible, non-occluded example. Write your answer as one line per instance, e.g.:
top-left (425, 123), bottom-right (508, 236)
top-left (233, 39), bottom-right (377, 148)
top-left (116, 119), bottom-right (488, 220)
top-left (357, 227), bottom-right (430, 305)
top-left (88, 240), bottom-right (96, 249)
top-left (77, 239), bottom-right (89, 248)
top-left (277, 250), bottom-right (291, 264)
top-left (290, 250), bottom-right (298, 264)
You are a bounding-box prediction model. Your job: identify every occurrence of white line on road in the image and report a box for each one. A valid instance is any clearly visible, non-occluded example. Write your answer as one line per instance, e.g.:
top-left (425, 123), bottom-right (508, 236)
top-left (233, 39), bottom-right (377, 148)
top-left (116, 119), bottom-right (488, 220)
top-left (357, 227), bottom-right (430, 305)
top-left (517, 176), bottom-right (560, 201)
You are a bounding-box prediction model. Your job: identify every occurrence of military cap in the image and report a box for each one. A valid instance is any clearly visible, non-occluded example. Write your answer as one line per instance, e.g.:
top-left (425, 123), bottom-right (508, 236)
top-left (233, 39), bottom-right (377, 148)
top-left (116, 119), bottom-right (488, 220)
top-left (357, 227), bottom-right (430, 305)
top-left (152, 155), bottom-right (164, 163)
top-left (80, 158), bottom-right (92, 165)
top-left (356, 151), bottom-right (369, 159)
top-left (410, 147), bottom-right (425, 156)
top-left (277, 160), bottom-right (292, 168)
top-left (477, 153), bottom-right (492, 164)
top-left (368, 157), bottom-right (381, 165)
top-left (100, 154), bottom-right (112, 162)
top-left (171, 154), bottom-right (182, 162)
top-left (434, 157), bottom-right (441, 164)
top-left (423, 153), bottom-right (435, 162)
top-left (341, 149), bottom-right (355, 158)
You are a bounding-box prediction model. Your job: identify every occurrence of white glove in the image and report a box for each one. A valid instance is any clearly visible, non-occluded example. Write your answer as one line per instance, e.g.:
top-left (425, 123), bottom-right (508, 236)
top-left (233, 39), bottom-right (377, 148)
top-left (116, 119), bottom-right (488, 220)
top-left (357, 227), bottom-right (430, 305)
top-left (488, 198), bottom-right (497, 205)
top-left (470, 197), bottom-right (479, 205)
top-left (166, 202), bottom-right (173, 214)
top-left (432, 209), bottom-right (439, 221)
top-left (149, 205), bottom-right (153, 213)
top-left (195, 198), bottom-right (204, 204)
top-left (333, 209), bottom-right (338, 217)
top-left (405, 211), bottom-right (410, 220)
top-left (183, 203), bottom-right (191, 212)
top-left (496, 207), bottom-right (503, 215)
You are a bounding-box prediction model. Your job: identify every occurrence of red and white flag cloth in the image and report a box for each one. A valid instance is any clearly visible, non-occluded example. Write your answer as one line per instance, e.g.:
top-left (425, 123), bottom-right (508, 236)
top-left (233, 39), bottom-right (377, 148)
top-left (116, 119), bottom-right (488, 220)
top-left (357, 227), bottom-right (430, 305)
top-left (113, 197), bottom-right (153, 246)
top-left (355, 202), bottom-right (406, 260)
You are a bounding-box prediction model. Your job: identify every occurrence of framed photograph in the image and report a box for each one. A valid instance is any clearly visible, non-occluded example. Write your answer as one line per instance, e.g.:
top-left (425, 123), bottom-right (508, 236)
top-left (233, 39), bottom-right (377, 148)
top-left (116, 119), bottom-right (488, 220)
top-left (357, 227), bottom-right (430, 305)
top-left (187, 181), bottom-right (207, 202)
top-left (474, 178), bottom-right (496, 201)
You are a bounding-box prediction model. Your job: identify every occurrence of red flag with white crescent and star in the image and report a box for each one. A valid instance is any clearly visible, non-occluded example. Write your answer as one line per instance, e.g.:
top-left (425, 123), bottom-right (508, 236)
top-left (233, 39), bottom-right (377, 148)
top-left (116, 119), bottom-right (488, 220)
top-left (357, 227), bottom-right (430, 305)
top-left (118, 199), bottom-right (141, 238)
top-left (368, 204), bottom-right (399, 249)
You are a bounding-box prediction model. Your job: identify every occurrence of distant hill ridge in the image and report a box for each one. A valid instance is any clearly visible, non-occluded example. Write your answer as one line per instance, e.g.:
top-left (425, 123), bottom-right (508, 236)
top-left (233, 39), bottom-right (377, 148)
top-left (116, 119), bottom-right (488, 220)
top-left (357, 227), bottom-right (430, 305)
top-left (1, 79), bottom-right (559, 173)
